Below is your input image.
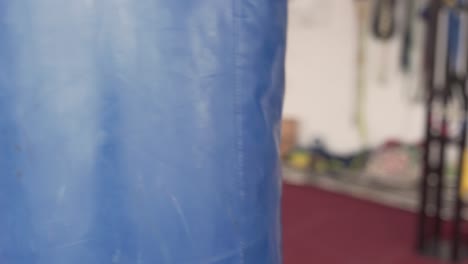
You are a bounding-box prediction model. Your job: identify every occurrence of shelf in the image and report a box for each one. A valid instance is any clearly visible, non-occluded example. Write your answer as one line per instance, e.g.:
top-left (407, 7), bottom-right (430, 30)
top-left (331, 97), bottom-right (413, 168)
top-left (283, 166), bottom-right (468, 219)
top-left (283, 166), bottom-right (419, 212)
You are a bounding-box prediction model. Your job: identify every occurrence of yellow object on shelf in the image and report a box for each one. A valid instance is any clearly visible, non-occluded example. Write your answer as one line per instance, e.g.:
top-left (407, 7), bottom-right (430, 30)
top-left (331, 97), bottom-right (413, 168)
top-left (461, 151), bottom-right (468, 200)
top-left (288, 151), bottom-right (311, 170)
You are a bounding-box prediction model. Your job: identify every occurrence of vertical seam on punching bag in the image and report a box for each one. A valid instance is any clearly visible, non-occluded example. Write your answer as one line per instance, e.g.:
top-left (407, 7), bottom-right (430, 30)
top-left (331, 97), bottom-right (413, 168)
top-left (232, 0), bottom-right (246, 263)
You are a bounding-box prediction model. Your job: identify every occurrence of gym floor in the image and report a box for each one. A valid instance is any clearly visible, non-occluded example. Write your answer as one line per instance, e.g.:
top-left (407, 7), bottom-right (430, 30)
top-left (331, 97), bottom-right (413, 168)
top-left (282, 184), bottom-right (460, 264)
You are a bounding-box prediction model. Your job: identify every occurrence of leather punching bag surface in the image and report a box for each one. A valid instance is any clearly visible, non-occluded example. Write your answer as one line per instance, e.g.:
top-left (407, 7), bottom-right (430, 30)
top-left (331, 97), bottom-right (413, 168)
top-left (0, 1), bottom-right (287, 263)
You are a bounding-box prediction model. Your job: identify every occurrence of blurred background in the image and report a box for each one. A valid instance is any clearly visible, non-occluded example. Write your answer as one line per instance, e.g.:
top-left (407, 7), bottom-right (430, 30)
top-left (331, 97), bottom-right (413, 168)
top-left (281, 0), bottom-right (468, 263)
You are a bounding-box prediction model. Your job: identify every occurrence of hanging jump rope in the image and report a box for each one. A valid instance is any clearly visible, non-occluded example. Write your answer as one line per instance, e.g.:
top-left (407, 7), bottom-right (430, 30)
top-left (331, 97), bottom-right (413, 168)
top-left (354, 0), bottom-right (371, 147)
top-left (402, 0), bottom-right (417, 73)
top-left (401, 0), bottom-right (430, 103)
top-left (372, 0), bottom-right (397, 83)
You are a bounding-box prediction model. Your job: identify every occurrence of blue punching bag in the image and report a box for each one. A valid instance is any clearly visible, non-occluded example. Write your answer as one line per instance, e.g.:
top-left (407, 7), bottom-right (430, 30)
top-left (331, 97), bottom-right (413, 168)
top-left (0, 0), bottom-right (287, 263)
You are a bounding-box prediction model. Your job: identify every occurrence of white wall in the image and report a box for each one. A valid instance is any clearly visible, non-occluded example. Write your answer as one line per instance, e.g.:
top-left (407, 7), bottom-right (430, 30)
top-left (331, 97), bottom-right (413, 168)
top-left (284, 0), bottom-right (425, 153)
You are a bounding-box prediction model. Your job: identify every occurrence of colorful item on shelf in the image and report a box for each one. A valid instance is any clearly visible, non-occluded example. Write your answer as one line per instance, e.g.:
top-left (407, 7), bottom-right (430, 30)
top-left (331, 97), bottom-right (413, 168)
top-left (281, 118), bottom-right (299, 159)
top-left (461, 150), bottom-right (468, 200)
top-left (363, 141), bottom-right (422, 188)
top-left (288, 149), bottom-right (312, 170)
top-left (308, 139), bottom-right (370, 174)
top-left (286, 139), bottom-right (369, 175)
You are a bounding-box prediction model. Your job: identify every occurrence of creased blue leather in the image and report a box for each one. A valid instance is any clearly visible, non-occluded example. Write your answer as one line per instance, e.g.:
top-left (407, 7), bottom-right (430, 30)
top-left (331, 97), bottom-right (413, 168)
top-left (0, 0), bottom-right (287, 263)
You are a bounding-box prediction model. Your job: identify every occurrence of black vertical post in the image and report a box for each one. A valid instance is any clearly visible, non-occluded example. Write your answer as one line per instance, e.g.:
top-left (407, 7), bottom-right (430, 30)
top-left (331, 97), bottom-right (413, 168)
top-left (435, 13), bottom-right (453, 245)
top-left (452, 106), bottom-right (467, 262)
top-left (418, 0), bottom-right (442, 252)
top-left (433, 91), bottom-right (449, 248)
top-left (450, 3), bottom-right (468, 262)
top-left (451, 30), bottom-right (468, 258)
top-left (418, 2), bottom-right (468, 261)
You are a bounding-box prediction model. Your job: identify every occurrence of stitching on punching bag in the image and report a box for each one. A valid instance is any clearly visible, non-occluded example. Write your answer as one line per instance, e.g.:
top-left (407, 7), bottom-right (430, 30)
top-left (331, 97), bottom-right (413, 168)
top-left (232, 0), bottom-right (246, 262)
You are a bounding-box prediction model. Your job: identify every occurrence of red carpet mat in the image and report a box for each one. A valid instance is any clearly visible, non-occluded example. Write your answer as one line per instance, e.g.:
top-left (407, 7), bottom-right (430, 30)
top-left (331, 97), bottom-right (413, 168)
top-left (282, 184), bottom-right (453, 264)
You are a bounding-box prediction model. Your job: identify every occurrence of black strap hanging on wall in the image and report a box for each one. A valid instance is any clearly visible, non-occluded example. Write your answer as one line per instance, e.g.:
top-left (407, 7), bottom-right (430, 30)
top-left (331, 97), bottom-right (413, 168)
top-left (372, 0), bottom-right (397, 83)
top-left (372, 0), bottom-right (397, 40)
top-left (401, 0), bottom-right (416, 73)
top-left (401, 0), bottom-right (428, 103)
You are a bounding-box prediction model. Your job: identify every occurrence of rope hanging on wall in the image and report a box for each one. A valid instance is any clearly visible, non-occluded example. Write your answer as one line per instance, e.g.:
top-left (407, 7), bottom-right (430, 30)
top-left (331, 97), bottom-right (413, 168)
top-left (354, 0), bottom-right (371, 146)
top-left (372, 0), bottom-right (397, 83)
